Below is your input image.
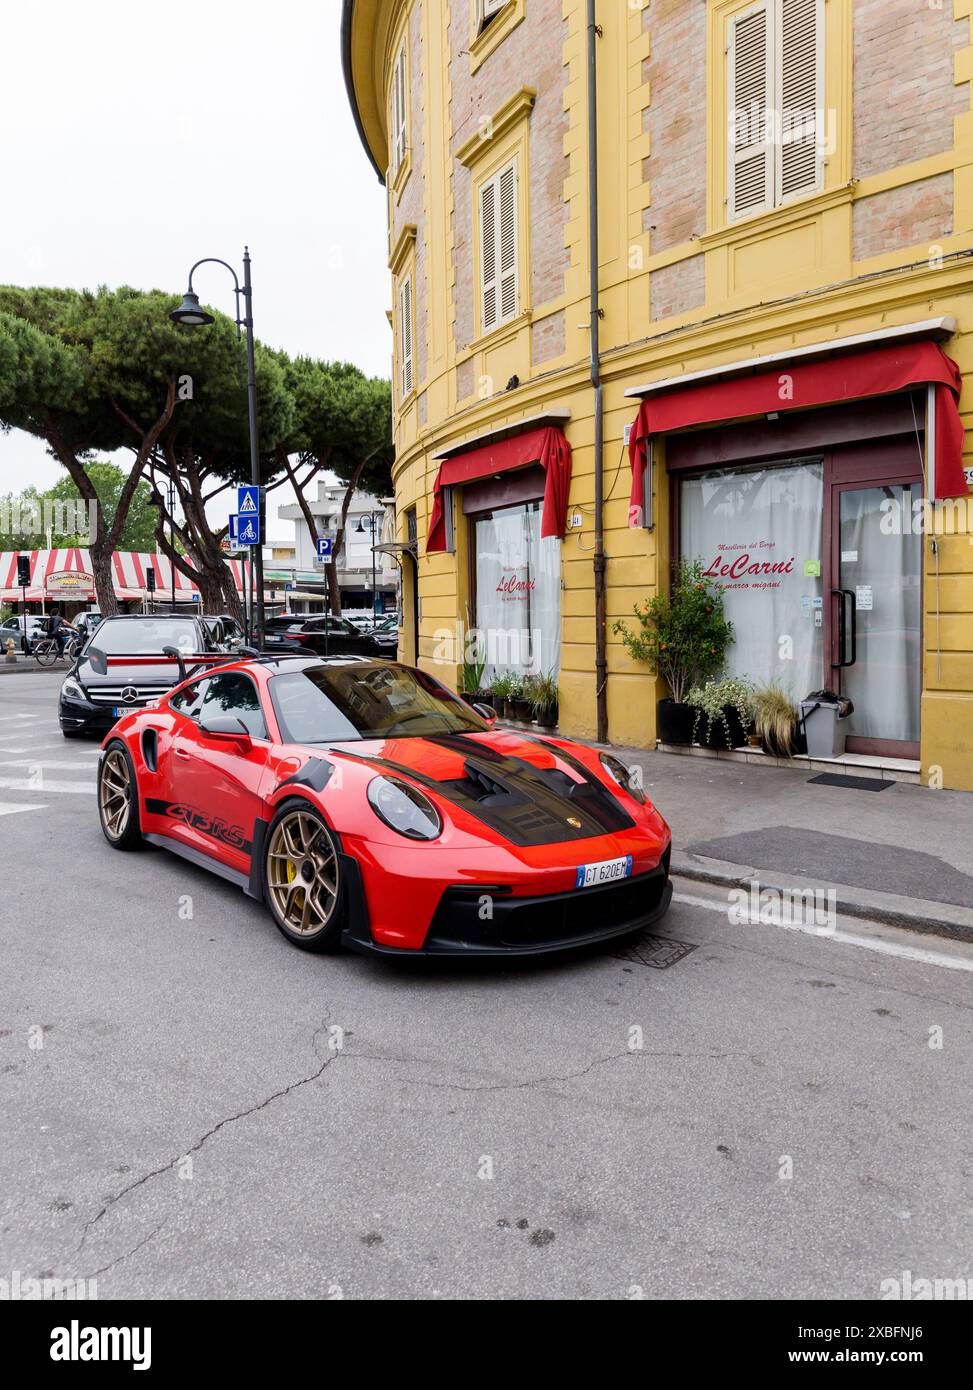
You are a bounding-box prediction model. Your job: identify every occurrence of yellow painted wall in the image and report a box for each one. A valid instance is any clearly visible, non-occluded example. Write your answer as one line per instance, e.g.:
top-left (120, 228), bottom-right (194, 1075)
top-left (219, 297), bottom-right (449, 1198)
top-left (345, 0), bottom-right (973, 790)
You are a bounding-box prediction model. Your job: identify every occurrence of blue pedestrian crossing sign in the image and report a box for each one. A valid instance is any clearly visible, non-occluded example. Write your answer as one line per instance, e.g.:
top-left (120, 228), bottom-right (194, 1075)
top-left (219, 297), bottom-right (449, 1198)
top-left (237, 484), bottom-right (261, 516)
top-left (315, 537), bottom-right (333, 563)
top-left (230, 513), bottom-right (260, 547)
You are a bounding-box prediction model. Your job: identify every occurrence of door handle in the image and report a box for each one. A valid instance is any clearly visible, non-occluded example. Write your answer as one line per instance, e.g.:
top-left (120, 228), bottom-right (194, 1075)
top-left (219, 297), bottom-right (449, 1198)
top-left (174, 747), bottom-right (191, 760)
top-left (831, 588), bottom-right (857, 668)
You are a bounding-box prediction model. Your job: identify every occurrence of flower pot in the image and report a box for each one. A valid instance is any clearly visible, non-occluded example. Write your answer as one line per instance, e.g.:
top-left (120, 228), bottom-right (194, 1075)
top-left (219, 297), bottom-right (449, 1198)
top-left (760, 723), bottom-right (799, 758)
top-left (475, 691), bottom-right (495, 710)
top-left (532, 704), bottom-right (558, 731)
top-left (698, 705), bottom-right (750, 750)
top-left (657, 699), bottom-right (695, 745)
top-left (510, 699), bottom-right (532, 723)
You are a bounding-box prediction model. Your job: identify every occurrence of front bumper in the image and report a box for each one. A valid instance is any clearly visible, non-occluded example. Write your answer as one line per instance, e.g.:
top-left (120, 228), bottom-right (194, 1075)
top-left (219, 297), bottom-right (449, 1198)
top-left (59, 694), bottom-right (120, 736)
top-left (342, 852), bottom-right (673, 958)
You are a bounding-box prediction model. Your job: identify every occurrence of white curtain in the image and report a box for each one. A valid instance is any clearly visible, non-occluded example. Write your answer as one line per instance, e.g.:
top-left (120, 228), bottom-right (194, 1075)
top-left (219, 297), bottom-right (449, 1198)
top-left (679, 462), bottom-right (824, 703)
top-left (474, 502), bottom-right (560, 678)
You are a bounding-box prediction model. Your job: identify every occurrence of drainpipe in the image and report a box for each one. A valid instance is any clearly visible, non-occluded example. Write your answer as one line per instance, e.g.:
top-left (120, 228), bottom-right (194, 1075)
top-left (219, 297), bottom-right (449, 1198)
top-left (586, 0), bottom-right (608, 744)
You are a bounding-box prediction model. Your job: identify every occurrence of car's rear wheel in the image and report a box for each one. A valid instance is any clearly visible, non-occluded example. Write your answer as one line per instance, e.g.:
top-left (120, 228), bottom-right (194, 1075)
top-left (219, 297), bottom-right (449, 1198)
top-left (97, 741), bottom-right (142, 849)
top-left (264, 801), bottom-right (344, 952)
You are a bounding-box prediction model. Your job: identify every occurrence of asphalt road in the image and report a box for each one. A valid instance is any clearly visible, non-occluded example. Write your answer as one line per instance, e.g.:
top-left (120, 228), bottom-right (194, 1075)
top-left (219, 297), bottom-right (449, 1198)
top-left (1, 670), bottom-right (971, 1300)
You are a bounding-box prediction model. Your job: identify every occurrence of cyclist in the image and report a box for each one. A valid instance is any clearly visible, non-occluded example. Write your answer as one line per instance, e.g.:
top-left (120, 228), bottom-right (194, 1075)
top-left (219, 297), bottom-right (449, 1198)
top-left (46, 606), bottom-right (74, 657)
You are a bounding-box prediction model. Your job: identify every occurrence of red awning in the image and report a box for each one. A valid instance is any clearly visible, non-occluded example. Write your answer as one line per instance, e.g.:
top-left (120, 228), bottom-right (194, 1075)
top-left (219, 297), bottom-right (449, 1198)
top-left (426, 425), bottom-right (571, 552)
top-left (628, 341), bottom-right (968, 513)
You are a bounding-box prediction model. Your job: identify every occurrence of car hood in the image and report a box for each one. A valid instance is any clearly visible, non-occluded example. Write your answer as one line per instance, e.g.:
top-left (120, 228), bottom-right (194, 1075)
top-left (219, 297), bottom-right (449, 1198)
top-left (330, 729), bottom-right (639, 847)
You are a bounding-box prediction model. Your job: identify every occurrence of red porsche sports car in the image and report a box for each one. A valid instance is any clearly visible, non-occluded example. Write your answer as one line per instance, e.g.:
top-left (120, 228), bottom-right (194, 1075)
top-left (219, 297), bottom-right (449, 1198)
top-left (96, 655), bottom-right (672, 957)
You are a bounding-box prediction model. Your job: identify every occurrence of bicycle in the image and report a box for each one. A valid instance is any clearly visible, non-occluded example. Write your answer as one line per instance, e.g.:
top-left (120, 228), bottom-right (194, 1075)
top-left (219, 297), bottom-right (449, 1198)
top-left (34, 636), bottom-right (69, 667)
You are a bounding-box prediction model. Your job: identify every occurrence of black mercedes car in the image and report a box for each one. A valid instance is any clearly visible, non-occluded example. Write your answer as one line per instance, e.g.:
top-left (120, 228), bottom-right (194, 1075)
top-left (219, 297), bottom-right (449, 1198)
top-left (58, 614), bottom-right (225, 739)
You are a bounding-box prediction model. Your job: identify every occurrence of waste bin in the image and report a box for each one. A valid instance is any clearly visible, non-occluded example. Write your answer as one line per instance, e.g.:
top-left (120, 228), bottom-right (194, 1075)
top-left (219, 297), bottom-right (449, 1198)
top-left (800, 691), bottom-right (854, 758)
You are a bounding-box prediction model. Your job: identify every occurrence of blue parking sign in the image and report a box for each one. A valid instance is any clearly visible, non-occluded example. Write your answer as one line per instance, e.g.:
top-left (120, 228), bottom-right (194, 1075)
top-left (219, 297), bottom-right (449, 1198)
top-left (315, 537), bottom-right (333, 562)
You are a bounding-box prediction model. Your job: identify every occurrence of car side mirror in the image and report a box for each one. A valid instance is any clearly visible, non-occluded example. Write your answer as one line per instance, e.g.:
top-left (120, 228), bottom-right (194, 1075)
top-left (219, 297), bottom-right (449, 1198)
top-left (198, 716), bottom-right (253, 752)
top-left (471, 702), bottom-right (497, 726)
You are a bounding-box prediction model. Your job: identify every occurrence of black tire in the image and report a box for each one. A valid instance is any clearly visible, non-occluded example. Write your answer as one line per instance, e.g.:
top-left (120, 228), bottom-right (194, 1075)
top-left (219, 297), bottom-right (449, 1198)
top-left (263, 798), bottom-right (345, 952)
top-left (97, 740), bottom-right (143, 850)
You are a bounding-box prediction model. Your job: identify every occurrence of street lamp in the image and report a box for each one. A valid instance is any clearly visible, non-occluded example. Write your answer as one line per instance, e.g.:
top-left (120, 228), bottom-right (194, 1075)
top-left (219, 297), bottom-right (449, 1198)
top-left (170, 248), bottom-right (265, 646)
top-left (355, 510), bottom-right (382, 623)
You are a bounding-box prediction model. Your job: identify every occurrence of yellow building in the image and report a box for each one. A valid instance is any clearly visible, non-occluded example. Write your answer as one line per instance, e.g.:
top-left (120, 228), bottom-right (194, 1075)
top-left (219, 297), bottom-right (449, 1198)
top-left (342, 0), bottom-right (973, 790)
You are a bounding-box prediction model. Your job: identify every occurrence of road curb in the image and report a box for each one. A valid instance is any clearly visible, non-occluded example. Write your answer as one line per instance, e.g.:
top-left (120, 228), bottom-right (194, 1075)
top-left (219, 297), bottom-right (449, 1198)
top-left (671, 852), bottom-right (973, 947)
top-left (0, 665), bottom-right (66, 676)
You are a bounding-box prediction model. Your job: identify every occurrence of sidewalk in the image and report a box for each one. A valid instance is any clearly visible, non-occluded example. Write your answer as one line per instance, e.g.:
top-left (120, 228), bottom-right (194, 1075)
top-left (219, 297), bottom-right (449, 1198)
top-left (582, 735), bottom-right (973, 945)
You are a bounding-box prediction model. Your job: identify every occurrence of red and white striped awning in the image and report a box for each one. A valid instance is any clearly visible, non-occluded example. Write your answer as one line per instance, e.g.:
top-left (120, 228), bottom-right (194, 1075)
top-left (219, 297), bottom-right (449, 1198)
top-left (0, 549), bottom-right (250, 603)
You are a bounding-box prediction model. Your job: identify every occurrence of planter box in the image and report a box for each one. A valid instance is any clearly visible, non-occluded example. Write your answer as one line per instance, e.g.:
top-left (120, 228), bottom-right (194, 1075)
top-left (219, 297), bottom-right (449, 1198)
top-left (657, 699), bottom-right (695, 745)
top-left (695, 705), bottom-right (751, 750)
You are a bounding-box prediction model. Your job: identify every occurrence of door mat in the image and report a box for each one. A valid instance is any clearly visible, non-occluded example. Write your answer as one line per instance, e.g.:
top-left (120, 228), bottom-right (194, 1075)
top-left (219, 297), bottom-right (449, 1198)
top-left (613, 935), bottom-right (697, 969)
top-left (808, 773), bottom-right (893, 792)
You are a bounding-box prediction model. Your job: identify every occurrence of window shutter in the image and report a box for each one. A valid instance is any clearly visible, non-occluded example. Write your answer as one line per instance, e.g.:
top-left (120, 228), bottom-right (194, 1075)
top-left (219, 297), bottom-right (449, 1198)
top-left (480, 177), bottom-right (498, 332)
top-left (777, 0), bottom-right (823, 200)
top-left (391, 43), bottom-right (407, 175)
top-left (497, 163), bottom-right (518, 323)
top-left (728, 3), bottom-right (773, 219)
top-left (399, 276), bottom-right (413, 398)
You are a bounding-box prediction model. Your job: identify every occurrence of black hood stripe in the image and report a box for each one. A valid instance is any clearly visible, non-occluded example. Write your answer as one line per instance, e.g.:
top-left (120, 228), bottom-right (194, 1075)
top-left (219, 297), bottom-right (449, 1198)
top-left (342, 735), bottom-right (633, 847)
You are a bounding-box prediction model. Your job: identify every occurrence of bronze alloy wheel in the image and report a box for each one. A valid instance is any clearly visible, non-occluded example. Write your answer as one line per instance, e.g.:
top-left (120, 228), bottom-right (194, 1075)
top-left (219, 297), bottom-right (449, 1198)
top-left (266, 808), bottom-right (340, 939)
top-left (99, 748), bottom-right (132, 840)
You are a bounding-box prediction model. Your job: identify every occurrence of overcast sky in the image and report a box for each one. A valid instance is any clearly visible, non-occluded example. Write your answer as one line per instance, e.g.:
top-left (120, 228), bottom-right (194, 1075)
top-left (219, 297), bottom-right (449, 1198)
top-left (0, 0), bottom-right (388, 540)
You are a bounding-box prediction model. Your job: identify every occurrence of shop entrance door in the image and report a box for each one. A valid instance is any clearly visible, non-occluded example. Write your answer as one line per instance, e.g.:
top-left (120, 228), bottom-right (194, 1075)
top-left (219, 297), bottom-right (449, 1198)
top-left (825, 443), bottom-right (923, 759)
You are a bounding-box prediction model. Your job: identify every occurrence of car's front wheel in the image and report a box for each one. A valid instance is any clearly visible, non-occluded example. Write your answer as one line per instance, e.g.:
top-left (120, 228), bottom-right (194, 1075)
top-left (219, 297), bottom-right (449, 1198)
top-left (264, 800), bottom-right (344, 952)
top-left (97, 740), bottom-right (142, 849)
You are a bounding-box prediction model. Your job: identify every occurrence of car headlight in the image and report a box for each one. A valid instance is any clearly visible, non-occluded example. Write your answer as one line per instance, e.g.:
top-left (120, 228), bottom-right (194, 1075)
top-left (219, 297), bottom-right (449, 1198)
top-left (599, 752), bottom-right (646, 804)
top-left (367, 776), bottom-right (442, 841)
top-left (61, 678), bottom-right (86, 702)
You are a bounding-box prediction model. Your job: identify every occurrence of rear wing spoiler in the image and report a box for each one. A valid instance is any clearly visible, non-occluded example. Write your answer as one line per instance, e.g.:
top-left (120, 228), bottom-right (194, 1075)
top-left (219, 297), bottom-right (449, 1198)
top-left (86, 648), bottom-right (250, 681)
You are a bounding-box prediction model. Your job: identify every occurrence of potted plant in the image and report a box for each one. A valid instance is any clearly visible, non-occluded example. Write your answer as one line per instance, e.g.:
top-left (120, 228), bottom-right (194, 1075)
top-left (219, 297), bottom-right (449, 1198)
top-left (459, 653), bottom-right (487, 706)
top-left (753, 682), bottom-right (801, 758)
top-left (528, 670), bottom-right (559, 730)
top-left (687, 676), bottom-right (755, 750)
top-left (489, 672), bottom-right (514, 719)
top-left (507, 674), bottom-right (532, 723)
top-left (612, 559), bottom-right (733, 745)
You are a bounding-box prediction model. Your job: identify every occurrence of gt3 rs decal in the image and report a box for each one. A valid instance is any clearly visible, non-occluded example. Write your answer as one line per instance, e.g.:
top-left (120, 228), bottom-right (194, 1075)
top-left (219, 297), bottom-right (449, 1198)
top-left (145, 799), bottom-right (252, 855)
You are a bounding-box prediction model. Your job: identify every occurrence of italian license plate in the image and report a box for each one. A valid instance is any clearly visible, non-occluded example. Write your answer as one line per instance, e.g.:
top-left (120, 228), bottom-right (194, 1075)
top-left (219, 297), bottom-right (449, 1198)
top-left (112, 707), bottom-right (127, 717)
top-left (575, 854), bottom-right (633, 889)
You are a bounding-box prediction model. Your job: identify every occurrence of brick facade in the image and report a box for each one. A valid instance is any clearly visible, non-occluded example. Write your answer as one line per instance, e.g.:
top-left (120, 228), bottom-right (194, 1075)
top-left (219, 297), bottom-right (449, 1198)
top-left (853, 0), bottom-right (968, 179)
top-left (650, 253), bottom-right (705, 322)
top-left (448, 0), bottom-right (568, 352)
top-left (391, 1), bottom-right (427, 387)
top-left (530, 308), bottom-right (565, 364)
top-left (852, 173), bottom-right (954, 262)
top-left (644, 0), bottom-right (707, 254)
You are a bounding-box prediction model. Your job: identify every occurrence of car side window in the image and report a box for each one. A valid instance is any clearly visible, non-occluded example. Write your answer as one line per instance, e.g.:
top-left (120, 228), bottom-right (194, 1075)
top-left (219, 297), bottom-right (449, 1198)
top-left (199, 672), bottom-right (268, 740)
top-left (169, 679), bottom-right (209, 722)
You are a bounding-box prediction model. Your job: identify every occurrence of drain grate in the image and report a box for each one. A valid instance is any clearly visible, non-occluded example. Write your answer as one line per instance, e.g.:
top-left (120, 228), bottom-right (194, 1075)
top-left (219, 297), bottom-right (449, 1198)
top-left (808, 773), bottom-right (893, 792)
top-left (613, 934), bottom-right (697, 969)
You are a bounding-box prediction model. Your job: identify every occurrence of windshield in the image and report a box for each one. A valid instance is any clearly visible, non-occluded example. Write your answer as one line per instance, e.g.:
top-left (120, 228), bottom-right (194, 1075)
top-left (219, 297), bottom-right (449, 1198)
top-left (89, 618), bottom-right (199, 654)
top-left (269, 663), bottom-right (487, 743)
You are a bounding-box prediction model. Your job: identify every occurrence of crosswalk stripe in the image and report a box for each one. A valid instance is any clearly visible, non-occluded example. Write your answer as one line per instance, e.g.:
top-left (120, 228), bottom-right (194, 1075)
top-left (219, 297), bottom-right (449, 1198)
top-left (0, 801), bottom-right (47, 817)
top-left (0, 776), bottom-right (94, 794)
top-left (0, 759), bottom-right (100, 770)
